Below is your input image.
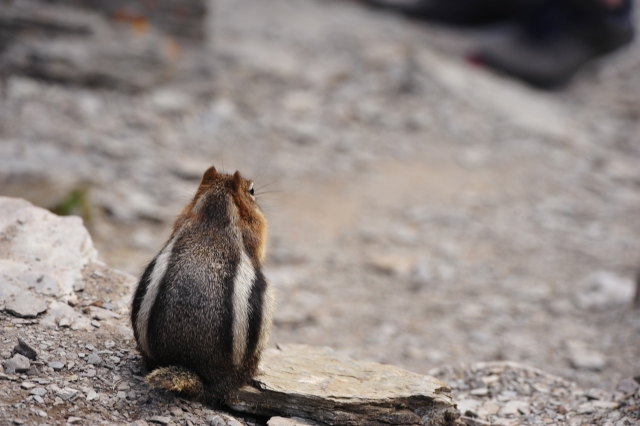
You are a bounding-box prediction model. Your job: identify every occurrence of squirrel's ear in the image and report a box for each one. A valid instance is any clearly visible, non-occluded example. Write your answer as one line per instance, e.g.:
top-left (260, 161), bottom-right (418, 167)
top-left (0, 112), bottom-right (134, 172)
top-left (201, 166), bottom-right (218, 184)
top-left (232, 171), bottom-right (242, 191)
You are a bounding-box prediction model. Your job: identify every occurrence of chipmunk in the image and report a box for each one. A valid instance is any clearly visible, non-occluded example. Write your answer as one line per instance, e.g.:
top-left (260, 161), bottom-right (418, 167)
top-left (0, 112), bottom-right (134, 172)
top-left (130, 166), bottom-right (275, 403)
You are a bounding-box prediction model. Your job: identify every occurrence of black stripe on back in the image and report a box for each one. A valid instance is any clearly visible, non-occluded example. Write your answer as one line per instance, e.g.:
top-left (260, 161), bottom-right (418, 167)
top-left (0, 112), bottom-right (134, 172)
top-left (245, 271), bottom-right (267, 359)
top-left (220, 259), bottom-right (236, 360)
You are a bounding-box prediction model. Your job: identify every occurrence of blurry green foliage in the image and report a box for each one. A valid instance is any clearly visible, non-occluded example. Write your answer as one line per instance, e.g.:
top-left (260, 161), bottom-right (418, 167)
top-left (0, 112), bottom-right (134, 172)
top-left (51, 187), bottom-right (92, 221)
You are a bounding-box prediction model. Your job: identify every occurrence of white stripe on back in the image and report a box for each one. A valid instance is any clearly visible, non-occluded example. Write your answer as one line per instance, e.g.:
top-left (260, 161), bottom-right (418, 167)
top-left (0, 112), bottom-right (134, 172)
top-left (232, 250), bottom-right (255, 366)
top-left (136, 237), bottom-right (177, 356)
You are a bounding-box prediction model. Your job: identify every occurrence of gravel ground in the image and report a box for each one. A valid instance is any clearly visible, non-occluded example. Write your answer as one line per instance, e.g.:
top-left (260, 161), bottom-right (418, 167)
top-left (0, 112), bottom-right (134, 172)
top-left (1, 0), bottom-right (640, 421)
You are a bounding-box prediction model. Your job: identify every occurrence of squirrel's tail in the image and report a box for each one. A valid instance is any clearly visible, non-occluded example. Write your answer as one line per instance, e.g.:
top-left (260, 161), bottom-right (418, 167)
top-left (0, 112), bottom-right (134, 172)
top-left (146, 366), bottom-right (204, 399)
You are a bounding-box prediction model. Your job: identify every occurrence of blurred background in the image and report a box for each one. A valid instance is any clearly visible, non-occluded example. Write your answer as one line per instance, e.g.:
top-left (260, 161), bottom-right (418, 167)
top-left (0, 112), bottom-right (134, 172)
top-left (1, 0), bottom-right (639, 391)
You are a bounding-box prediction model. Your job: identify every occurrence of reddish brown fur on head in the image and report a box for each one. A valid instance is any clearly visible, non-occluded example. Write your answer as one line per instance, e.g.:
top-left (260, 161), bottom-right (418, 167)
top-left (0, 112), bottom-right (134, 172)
top-left (173, 166), bottom-right (268, 264)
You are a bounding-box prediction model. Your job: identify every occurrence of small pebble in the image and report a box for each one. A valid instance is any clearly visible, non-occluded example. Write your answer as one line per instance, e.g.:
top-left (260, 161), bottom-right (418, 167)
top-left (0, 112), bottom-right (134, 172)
top-left (86, 354), bottom-right (101, 365)
top-left (49, 361), bottom-right (65, 371)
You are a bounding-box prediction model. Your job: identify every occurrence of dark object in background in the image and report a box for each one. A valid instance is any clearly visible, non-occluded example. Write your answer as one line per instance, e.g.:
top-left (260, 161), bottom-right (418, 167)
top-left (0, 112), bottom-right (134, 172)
top-left (365, 0), bottom-right (522, 25)
top-left (474, 0), bottom-right (635, 88)
top-left (364, 0), bottom-right (635, 88)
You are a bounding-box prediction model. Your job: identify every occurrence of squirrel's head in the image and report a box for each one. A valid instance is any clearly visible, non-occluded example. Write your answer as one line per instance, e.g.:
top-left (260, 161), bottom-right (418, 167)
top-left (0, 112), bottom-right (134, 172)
top-left (175, 166), bottom-right (268, 264)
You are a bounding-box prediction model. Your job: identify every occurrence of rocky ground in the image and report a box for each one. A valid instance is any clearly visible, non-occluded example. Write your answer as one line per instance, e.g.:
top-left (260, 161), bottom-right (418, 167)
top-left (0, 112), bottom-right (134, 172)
top-left (1, 0), bottom-right (640, 424)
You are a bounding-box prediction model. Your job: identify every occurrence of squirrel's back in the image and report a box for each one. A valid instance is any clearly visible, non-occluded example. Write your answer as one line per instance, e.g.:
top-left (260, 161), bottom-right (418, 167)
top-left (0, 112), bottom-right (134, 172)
top-left (130, 166), bottom-right (274, 402)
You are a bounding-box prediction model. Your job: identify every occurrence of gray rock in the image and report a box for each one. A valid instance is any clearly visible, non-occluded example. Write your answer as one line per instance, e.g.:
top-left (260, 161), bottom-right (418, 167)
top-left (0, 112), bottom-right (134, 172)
top-left (5, 293), bottom-right (47, 318)
top-left (13, 338), bottom-right (38, 360)
top-left (56, 387), bottom-right (79, 400)
top-left (206, 415), bottom-right (225, 426)
top-left (617, 378), bottom-right (639, 394)
top-left (41, 300), bottom-right (90, 331)
top-left (4, 354), bottom-right (31, 374)
top-left (87, 306), bottom-right (121, 321)
top-left (228, 344), bottom-right (458, 426)
top-left (30, 387), bottom-right (47, 397)
top-left (148, 416), bottom-right (171, 425)
top-left (48, 361), bottom-right (65, 371)
top-left (86, 353), bottom-right (101, 365)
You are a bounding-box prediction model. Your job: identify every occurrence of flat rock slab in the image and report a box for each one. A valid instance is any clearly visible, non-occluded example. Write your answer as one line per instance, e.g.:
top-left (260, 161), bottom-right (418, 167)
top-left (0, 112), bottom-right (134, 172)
top-left (228, 344), bottom-right (459, 426)
top-left (5, 293), bottom-right (47, 318)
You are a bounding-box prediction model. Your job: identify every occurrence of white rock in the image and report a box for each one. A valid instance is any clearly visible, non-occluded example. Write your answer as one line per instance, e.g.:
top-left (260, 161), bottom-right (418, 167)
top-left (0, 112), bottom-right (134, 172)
top-left (18, 272), bottom-right (59, 296)
top-left (368, 254), bottom-right (416, 277)
top-left (0, 197), bottom-right (97, 300)
top-left (30, 387), bottom-right (47, 397)
top-left (576, 271), bottom-right (634, 310)
top-left (5, 293), bottom-right (48, 318)
top-left (567, 341), bottom-right (606, 371)
top-left (149, 89), bottom-right (193, 115)
top-left (499, 400), bottom-right (530, 416)
top-left (268, 417), bottom-right (321, 426)
top-left (457, 399), bottom-right (480, 415)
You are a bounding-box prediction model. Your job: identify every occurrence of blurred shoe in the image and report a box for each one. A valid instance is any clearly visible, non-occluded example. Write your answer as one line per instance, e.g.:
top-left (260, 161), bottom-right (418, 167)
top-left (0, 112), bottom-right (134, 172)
top-left (474, 0), bottom-right (635, 88)
top-left (365, 0), bottom-right (522, 25)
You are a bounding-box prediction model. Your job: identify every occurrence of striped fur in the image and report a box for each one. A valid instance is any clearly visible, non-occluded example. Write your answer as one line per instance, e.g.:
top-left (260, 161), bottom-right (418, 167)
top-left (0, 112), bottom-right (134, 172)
top-left (231, 250), bottom-right (256, 366)
top-left (135, 237), bottom-right (178, 356)
top-left (130, 166), bottom-right (273, 402)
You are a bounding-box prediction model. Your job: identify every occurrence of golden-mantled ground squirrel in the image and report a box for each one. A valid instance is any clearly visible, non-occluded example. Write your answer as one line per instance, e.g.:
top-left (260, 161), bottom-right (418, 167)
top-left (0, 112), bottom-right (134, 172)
top-left (130, 166), bottom-right (275, 403)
